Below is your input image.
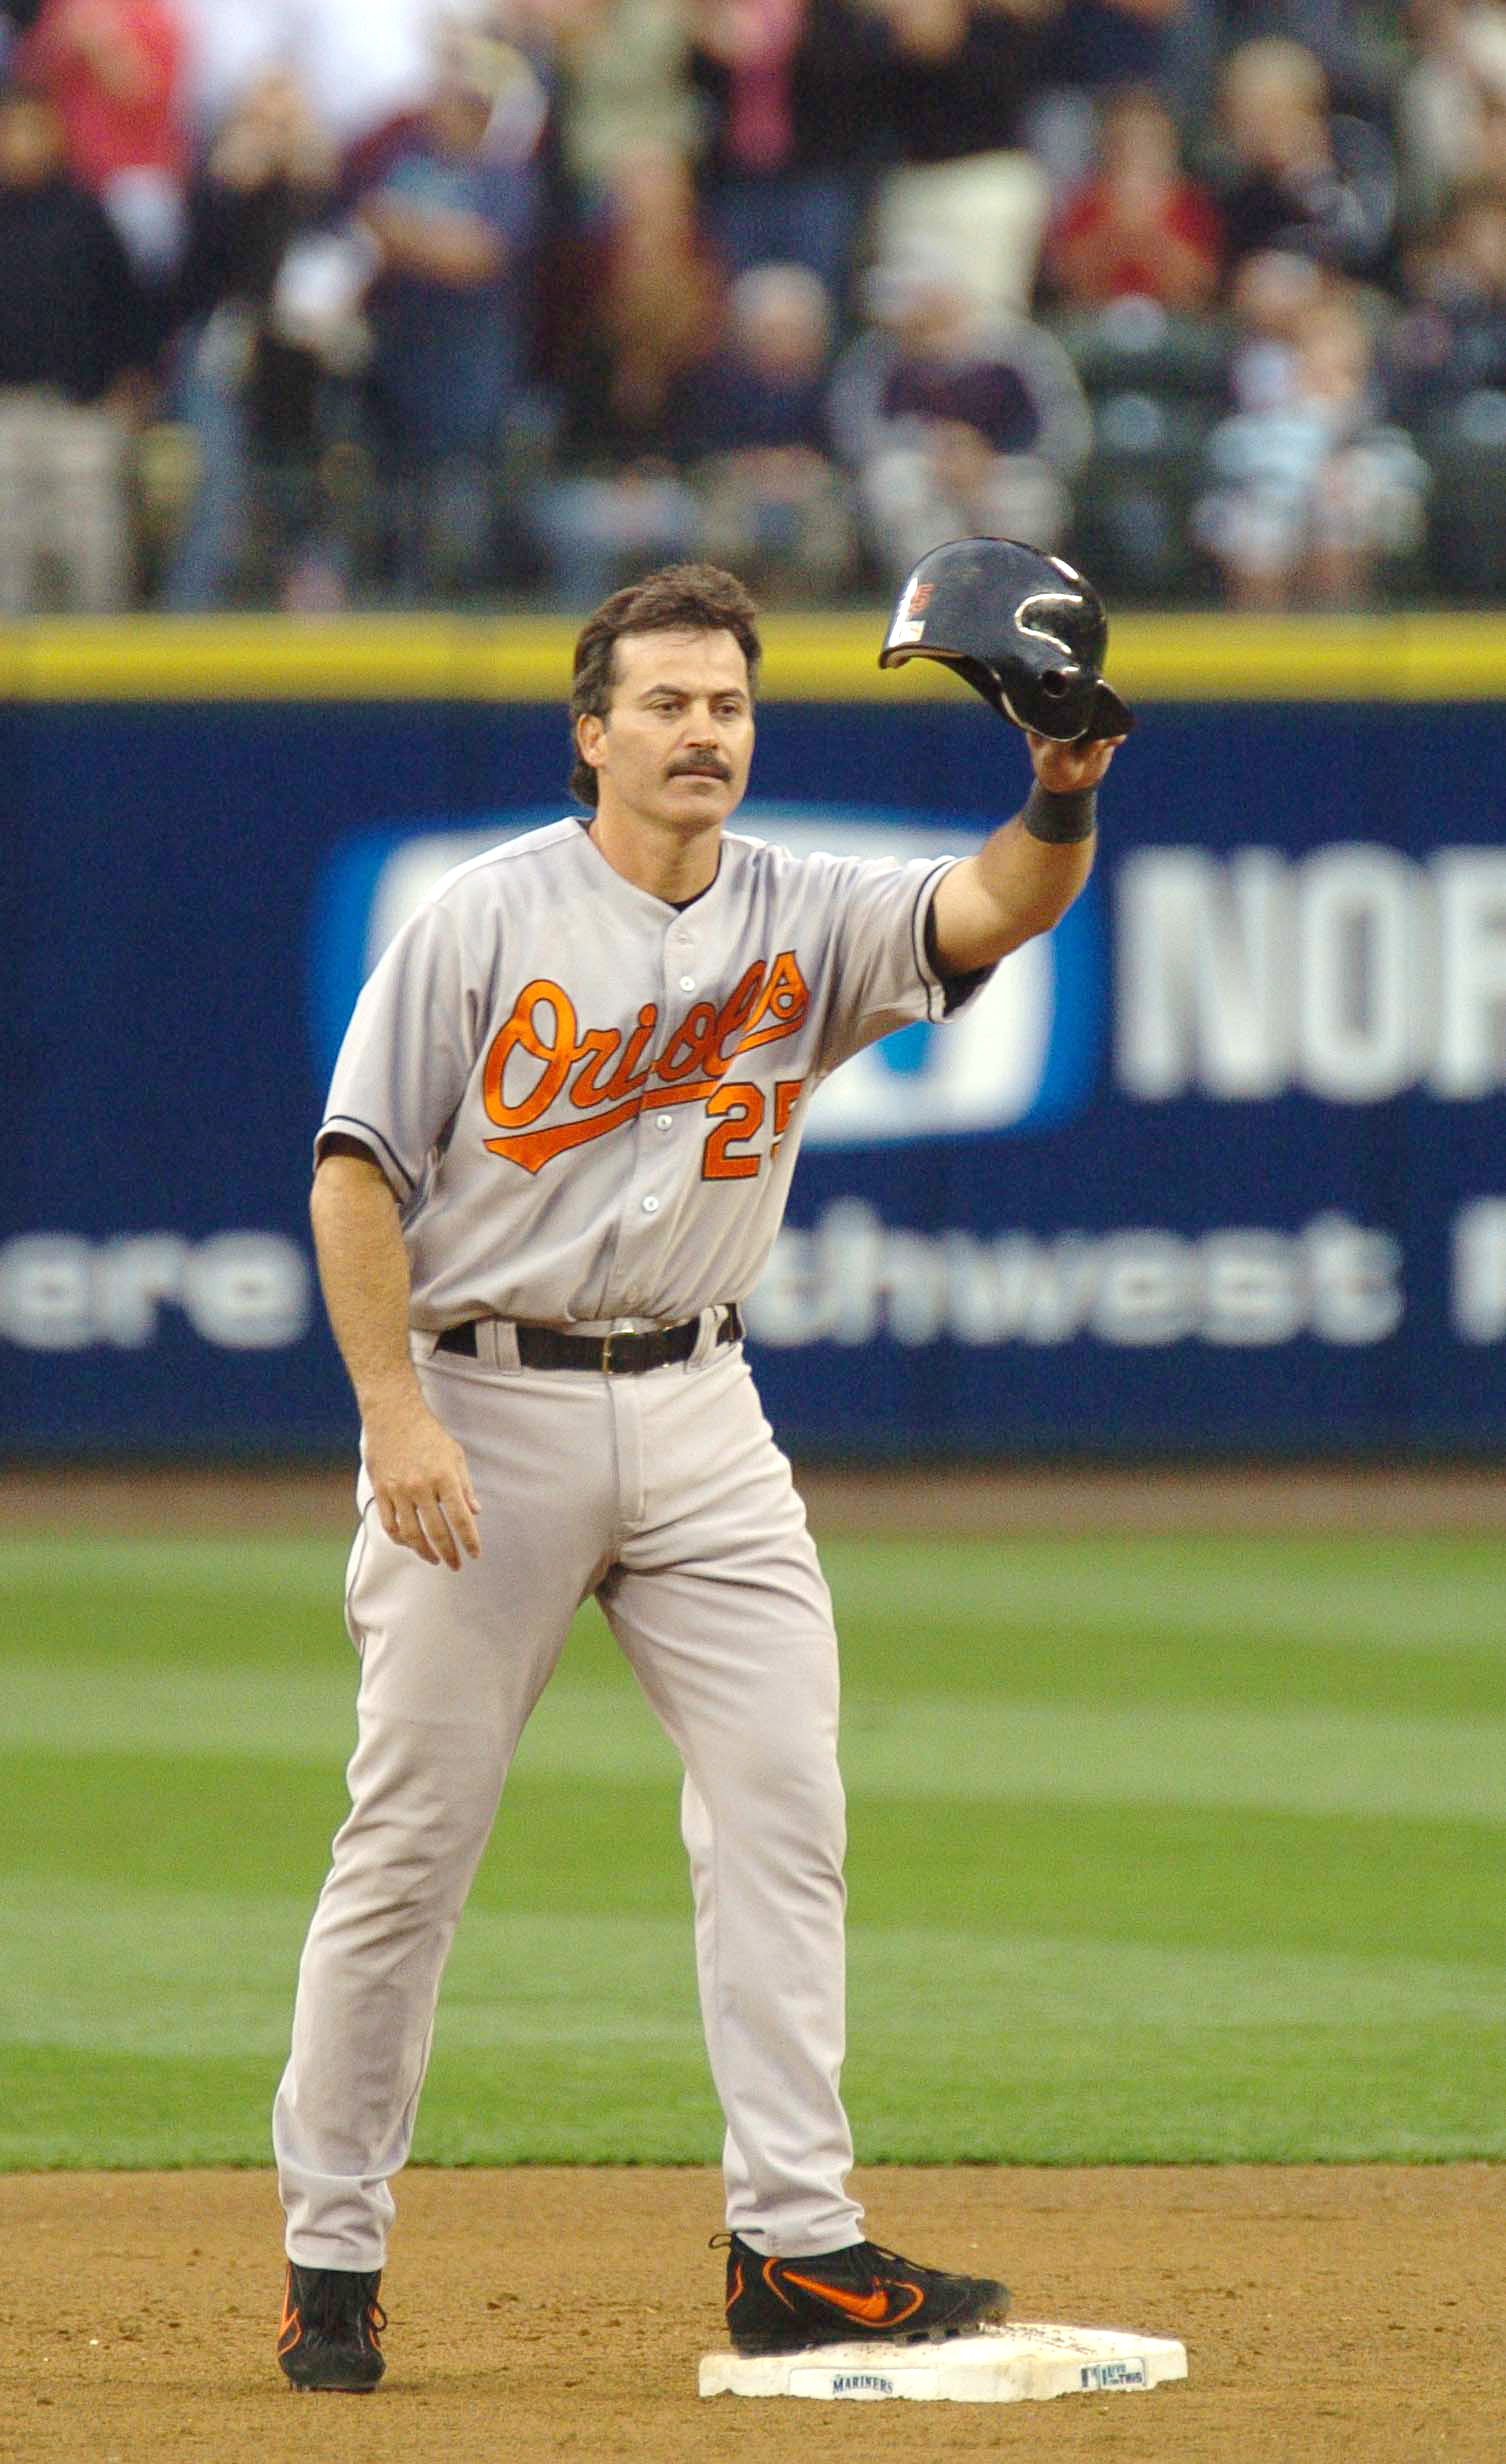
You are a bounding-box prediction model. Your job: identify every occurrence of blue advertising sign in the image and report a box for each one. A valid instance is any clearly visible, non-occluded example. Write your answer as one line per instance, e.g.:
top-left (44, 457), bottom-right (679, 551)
top-left (3, 618), bottom-right (1503, 1454)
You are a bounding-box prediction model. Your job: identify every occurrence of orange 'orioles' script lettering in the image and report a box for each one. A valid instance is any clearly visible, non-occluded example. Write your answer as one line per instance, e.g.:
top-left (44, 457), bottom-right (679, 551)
top-left (482, 954), bottom-right (810, 1175)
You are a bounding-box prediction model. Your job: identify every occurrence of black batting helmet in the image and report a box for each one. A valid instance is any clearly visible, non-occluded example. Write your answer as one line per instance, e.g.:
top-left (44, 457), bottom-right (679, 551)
top-left (878, 537), bottom-right (1133, 741)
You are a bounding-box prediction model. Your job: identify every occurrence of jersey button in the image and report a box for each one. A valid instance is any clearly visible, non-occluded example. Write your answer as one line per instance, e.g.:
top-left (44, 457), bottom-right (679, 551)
top-left (642, 1194), bottom-right (660, 1214)
top-left (678, 974), bottom-right (696, 992)
top-left (655, 1114), bottom-right (673, 1132)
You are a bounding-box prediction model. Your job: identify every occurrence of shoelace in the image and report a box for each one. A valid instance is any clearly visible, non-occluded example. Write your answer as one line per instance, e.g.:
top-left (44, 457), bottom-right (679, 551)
top-left (813, 2243), bottom-right (977, 2300)
top-left (301, 2274), bottom-right (387, 2340)
top-left (717, 2237), bottom-right (936, 2279)
top-left (817, 2241), bottom-right (913, 2284)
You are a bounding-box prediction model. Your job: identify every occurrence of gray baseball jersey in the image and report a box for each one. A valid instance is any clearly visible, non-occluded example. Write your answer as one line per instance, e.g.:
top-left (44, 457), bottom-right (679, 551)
top-left (319, 815), bottom-right (972, 1328)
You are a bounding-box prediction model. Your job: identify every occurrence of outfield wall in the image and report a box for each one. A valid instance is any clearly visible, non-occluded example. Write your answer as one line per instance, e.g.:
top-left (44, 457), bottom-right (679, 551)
top-left (4, 613), bottom-right (1504, 1456)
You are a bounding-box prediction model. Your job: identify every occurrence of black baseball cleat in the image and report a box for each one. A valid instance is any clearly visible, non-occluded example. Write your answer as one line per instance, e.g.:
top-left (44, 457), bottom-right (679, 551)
top-left (277, 2260), bottom-right (387, 2391)
top-left (722, 2233), bottom-right (1010, 2354)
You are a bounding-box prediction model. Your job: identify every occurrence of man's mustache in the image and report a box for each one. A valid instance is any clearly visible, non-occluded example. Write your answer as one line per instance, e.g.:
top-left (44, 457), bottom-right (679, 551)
top-left (669, 756), bottom-right (732, 779)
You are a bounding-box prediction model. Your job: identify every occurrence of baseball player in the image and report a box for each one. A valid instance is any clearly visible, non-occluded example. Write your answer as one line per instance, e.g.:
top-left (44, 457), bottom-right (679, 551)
top-left (274, 556), bottom-right (1125, 2393)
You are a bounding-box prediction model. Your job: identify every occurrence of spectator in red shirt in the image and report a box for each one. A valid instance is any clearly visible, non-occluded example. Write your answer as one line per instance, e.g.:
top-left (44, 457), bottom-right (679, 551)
top-left (17, 0), bottom-right (188, 280)
top-left (1046, 84), bottom-right (1221, 309)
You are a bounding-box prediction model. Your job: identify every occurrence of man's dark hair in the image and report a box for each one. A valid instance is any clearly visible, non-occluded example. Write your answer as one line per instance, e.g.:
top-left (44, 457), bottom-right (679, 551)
top-left (568, 563), bottom-right (761, 808)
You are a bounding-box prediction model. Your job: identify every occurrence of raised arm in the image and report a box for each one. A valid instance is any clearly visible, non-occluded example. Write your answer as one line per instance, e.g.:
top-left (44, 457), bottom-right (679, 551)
top-left (310, 1143), bottom-right (480, 1570)
top-left (927, 730), bottom-right (1123, 976)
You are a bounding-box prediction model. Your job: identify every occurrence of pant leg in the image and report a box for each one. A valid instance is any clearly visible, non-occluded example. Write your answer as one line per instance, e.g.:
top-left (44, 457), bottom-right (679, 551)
top-left (274, 1348), bottom-right (618, 2268)
top-left (160, 312), bottom-right (252, 612)
top-left (48, 401), bottom-right (132, 612)
top-left (0, 392), bottom-right (41, 615)
top-left (597, 1344), bottom-right (862, 2258)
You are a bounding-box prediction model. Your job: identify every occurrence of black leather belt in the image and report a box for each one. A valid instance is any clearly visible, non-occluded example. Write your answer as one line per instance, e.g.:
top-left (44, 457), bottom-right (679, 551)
top-left (435, 1305), bottom-right (742, 1374)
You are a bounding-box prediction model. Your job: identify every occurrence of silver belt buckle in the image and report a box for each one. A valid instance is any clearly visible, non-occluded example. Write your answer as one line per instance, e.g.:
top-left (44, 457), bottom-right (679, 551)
top-left (600, 1332), bottom-right (615, 1373)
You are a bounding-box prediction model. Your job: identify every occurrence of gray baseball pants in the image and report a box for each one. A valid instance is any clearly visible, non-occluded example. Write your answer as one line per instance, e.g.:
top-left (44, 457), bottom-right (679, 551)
top-left (273, 1325), bottom-right (863, 2269)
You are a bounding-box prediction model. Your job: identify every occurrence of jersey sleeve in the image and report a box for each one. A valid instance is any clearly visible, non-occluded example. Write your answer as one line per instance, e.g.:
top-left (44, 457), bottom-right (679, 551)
top-left (814, 851), bottom-right (988, 1073)
top-left (315, 898), bottom-right (477, 1196)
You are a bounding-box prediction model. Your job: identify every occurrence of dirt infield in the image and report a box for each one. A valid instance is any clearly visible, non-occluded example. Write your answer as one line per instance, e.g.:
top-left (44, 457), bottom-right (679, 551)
top-left (3, 2163), bottom-right (1503, 2461)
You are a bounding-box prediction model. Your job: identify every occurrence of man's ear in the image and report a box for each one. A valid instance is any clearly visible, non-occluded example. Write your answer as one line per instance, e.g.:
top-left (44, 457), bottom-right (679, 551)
top-left (576, 712), bottom-right (605, 773)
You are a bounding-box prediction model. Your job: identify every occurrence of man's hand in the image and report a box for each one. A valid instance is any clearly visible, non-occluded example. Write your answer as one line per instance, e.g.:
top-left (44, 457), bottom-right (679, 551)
top-left (928, 720), bottom-right (1125, 972)
top-left (1027, 729), bottom-right (1125, 792)
top-left (309, 1145), bottom-right (482, 1570)
top-left (362, 1384), bottom-right (481, 1571)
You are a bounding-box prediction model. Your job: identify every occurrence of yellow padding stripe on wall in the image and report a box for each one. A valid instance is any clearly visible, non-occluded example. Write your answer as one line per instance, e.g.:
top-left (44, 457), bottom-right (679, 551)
top-left (0, 612), bottom-right (1503, 702)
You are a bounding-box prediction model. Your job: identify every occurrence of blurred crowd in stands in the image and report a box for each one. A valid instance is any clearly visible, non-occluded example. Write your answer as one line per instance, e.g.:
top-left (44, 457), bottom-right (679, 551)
top-left (3, 0), bottom-right (1506, 616)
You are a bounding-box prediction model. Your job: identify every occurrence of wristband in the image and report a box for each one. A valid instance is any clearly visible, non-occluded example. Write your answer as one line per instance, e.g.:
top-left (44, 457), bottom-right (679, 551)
top-left (1022, 781), bottom-right (1098, 844)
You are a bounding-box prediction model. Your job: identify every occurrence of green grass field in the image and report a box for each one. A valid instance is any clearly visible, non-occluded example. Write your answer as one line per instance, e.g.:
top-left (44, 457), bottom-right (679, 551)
top-left (3, 1524), bottom-right (1503, 2171)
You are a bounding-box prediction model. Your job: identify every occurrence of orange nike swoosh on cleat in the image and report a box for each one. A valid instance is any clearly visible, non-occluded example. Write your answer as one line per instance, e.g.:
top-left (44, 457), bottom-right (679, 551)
top-left (780, 2271), bottom-right (926, 2328)
top-left (277, 2272), bottom-right (302, 2351)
